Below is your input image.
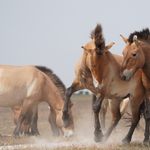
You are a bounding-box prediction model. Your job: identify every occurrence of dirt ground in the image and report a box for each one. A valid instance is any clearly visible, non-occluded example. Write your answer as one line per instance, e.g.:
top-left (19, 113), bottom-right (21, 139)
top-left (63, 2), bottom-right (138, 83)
top-left (0, 95), bottom-right (147, 149)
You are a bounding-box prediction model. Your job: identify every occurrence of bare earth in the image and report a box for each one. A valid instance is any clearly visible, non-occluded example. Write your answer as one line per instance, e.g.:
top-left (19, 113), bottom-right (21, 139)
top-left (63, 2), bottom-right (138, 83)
top-left (0, 95), bottom-right (148, 150)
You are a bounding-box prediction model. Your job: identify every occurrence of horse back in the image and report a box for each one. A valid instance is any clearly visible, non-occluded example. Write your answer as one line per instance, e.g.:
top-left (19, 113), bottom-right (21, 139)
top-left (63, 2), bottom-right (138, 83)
top-left (0, 65), bottom-right (45, 107)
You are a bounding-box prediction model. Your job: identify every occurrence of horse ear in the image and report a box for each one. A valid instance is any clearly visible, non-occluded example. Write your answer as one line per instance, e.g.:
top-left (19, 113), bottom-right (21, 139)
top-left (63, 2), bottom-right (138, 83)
top-left (133, 35), bottom-right (139, 46)
top-left (120, 35), bottom-right (128, 44)
top-left (104, 42), bottom-right (115, 52)
top-left (81, 46), bottom-right (94, 54)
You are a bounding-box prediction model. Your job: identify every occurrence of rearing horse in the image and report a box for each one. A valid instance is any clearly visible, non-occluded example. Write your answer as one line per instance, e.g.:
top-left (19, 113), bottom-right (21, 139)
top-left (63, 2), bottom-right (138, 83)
top-left (62, 24), bottom-right (145, 144)
top-left (120, 28), bottom-right (150, 144)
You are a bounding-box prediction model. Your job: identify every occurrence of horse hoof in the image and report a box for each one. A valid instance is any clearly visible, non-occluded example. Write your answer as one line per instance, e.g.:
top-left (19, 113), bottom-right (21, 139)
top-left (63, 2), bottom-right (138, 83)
top-left (122, 138), bottom-right (130, 145)
top-left (62, 115), bottom-right (71, 128)
top-left (94, 130), bottom-right (103, 142)
top-left (13, 134), bottom-right (20, 139)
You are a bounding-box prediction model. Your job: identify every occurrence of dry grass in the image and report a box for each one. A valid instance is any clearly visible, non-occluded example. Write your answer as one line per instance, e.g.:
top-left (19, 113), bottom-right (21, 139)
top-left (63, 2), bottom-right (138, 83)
top-left (0, 95), bottom-right (148, 150)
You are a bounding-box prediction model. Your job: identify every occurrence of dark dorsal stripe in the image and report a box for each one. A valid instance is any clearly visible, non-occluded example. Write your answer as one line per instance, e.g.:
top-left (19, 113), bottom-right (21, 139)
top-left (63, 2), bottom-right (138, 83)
top-left (35, 66), bottom-right (66, 101)
top-left (128, 28), bottom-right (150, 44)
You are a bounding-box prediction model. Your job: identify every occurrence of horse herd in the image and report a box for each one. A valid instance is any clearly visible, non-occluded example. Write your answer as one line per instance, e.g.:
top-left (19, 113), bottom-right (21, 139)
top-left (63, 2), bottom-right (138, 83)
top-left (1, 24), bottom-right (150, 146)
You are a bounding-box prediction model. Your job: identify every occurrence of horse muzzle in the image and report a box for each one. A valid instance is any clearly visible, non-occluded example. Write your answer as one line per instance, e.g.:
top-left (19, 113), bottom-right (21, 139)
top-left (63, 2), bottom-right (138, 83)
top-left (121, 70), bottom-right (132, 82)
top-left (63, 130), bottom-right (74, 138)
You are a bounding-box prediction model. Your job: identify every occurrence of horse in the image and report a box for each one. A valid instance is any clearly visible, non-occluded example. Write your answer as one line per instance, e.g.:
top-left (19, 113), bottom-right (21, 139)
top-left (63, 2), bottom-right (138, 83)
top-left (62, 24), bottom-right (145, 144)
top-left (120, 28), bottom-right (150, 144)
top-left (0, 65), bottom-right (74, 138)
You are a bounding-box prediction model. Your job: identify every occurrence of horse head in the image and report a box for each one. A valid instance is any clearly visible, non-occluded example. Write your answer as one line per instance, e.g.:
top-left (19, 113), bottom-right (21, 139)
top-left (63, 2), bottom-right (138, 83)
top-left (49, 101), bottom-right (75, 137)
top-left (120, 34), bottom-right (145, 82)
top-left (81, 24), bottom-right (114, 89)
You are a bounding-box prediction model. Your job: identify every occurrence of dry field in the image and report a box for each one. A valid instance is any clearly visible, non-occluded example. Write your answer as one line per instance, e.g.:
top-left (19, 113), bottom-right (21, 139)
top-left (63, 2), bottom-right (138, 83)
top-left (0, 95), bottom-right (149, 150)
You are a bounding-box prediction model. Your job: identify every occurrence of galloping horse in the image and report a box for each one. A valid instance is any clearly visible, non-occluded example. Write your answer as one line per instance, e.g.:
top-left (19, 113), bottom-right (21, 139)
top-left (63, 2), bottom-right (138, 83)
top-left (62, 24), bottom-right (145, 144)
top-left (120, 28), bottom-right (150, 144)
top-left (0, 65), bottom-right (74, 137)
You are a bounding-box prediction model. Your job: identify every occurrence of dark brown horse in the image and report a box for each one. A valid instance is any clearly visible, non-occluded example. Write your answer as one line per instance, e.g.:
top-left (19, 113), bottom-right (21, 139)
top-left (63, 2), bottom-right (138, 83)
top-left (0, 65), bottom-right (74, 137)
top-left (62, 24), bottom-right (145, 144)
top-left (120, 29), bottom-right (150, 144)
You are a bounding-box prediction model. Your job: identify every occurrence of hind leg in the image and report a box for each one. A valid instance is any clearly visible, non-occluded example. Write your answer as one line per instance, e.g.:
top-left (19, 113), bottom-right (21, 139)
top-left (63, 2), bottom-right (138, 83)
top-left (103, 99), bottom-right (121, 142)
top-left (122, 97), bottom-right (142, 145)
top-left (62, 77), bottom-right (84, 128)
top-left (48, 107), bottom-right (60, 136)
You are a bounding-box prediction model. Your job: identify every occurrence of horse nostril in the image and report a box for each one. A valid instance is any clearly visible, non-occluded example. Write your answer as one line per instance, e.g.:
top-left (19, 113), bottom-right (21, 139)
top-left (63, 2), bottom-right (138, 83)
top-left (122, 75), bottom-right (126, 81)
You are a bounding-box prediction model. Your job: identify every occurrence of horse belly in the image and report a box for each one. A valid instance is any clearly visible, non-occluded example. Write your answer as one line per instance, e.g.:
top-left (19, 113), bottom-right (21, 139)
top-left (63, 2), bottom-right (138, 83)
top-left (107, 83), bottom-right (130, 99)
top-left (0, 87), bottom-right (25, 107)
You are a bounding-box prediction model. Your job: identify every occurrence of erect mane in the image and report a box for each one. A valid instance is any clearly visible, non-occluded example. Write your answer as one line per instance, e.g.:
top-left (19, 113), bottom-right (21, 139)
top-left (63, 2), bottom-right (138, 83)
top-left (91, 24), bottom-right (105, 55)
top-left (35, 66), bottom-right (66, 101)
top-left (128, 28), bottom-right (150, 44)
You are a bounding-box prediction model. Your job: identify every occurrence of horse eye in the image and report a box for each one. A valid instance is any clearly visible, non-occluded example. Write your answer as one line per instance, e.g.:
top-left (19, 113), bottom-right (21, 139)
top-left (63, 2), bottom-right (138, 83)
top-left (91, 64), bottom-right (94, 68)
top-left (132, 53), bottom-right (137, 57)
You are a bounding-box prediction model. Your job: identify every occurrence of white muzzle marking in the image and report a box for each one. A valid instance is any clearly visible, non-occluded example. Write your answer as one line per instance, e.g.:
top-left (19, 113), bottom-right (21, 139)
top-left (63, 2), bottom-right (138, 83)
top-left (63, 130), bottom-right (74, 138)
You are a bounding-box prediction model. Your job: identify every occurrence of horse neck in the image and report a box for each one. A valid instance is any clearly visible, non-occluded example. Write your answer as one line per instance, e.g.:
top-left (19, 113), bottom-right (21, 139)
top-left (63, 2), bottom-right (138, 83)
top-left (105, 51), bottom-right (121, 75)
top-left (141, 41), bottom-right (150, 80)
top-left (44, 79), bottom-right (64, 111)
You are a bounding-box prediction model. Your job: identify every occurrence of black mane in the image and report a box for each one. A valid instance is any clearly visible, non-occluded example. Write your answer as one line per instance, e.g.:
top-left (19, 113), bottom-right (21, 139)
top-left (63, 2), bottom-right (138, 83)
top-left (128, 28), bottom-right (150, 44)
top-left (35, 66), bottom-right (66, 101)
top-left (91, 24), bottom-right (105, 55)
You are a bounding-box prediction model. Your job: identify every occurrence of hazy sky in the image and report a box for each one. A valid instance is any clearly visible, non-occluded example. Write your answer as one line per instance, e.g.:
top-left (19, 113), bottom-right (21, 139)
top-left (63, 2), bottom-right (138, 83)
top-left (0, 1), bottom-right (150, 88)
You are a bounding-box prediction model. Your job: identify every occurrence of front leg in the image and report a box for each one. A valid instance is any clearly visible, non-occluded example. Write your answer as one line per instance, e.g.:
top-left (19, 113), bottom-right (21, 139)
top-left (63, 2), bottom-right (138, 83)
top-left (143, 97), bottom-right (150, 145)
top-left (93, 93), bottom-right (104, 142)
top-left (62, 78), bottom-right (84, 128)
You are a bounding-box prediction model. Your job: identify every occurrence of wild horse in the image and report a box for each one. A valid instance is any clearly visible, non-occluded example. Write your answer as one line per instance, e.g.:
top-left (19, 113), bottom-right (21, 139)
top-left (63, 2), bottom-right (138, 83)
top-left (0, 65), bottom-right (74, 137)
top-left (120, 28), bottom-right (150, 144)
top-left (62, 24), bottom-right (145, 144)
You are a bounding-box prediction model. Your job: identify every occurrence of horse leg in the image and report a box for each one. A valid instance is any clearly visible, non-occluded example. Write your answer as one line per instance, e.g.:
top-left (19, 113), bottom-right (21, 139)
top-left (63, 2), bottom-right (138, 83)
top-left (48, 107), bottom-right (60, 136)
top-left (122, 98), bottom-right (143, 145)
top-left (30, 105), bottom-right (40, 136)
top-left (103, 100), bottom-right (121, 142)
top-left (93, 93), bottom-right (104, 142)
top-left (62, 77), bottom-right (83, 128)
top-left (143, 97), bottom-right (150, 145)
top-left (100, 99), bottom-right (108, 131)
top-left (24, 110), bottom-right (33, 135)
top-left (13, 99), bottom-right (32, 138)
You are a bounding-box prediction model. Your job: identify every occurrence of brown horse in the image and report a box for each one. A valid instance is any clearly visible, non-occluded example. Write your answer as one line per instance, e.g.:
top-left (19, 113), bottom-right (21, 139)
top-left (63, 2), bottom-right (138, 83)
top-left (120, 28), bottom-right (150, 144)
top-left (62, 24), bottom-right (145, 144)
top-left (0, 65), bottom-right (74, 137)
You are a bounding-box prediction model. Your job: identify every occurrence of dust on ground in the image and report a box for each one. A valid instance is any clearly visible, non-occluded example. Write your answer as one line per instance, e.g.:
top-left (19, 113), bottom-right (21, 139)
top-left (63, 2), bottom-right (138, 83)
top-left (0, 95), bottom-right (146, 149)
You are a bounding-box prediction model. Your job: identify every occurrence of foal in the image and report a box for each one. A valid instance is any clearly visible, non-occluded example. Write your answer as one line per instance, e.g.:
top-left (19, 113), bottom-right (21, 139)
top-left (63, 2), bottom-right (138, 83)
top-left (62, 24), bottom-right (145, 144)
